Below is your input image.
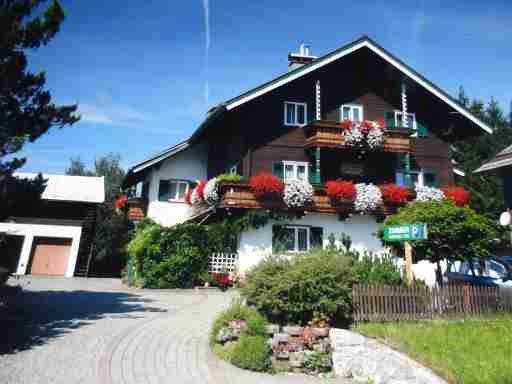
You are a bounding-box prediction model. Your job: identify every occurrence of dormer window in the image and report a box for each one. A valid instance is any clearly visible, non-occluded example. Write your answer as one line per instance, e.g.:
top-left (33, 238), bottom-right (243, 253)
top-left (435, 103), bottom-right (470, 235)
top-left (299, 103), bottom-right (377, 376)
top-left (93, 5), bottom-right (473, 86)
top-left (340, 104), bottom-right (363, 122)
top-left (284, 102), bottom-right (307, 126)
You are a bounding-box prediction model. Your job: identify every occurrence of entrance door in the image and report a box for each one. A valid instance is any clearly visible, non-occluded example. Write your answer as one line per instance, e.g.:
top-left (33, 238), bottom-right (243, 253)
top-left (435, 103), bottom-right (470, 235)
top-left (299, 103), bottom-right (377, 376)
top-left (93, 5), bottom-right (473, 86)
top-left (29, 237), bottom-right (72, 276)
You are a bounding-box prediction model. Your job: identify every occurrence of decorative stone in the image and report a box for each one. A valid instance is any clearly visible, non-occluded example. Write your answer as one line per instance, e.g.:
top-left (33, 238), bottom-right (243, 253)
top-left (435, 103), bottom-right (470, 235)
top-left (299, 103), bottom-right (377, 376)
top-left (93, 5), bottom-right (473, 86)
top-left (311, 327), bottom-right (330, 338)
top-left (273, 333), bottom-right (290, 344)
top-left (289, 351), bottom-right (306, 368)
top-left (313, 339), bottom-right (330, 353)
top-left (265, 324), bottom-right (280, 335)
top-left (216, 327), bottom-right (234, 343)
top-left (276, 350), bottom-right (290, 360)
top-left (288, 336), bottom-right (306, 352)
top-left (283, 326), bottom-right (304, 336)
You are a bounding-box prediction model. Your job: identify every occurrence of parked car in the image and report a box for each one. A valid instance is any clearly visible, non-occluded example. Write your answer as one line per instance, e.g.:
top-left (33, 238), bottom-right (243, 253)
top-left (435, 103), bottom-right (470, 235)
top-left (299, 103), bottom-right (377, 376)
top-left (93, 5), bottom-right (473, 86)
top-left (446, 256), bottom-right (512, 308)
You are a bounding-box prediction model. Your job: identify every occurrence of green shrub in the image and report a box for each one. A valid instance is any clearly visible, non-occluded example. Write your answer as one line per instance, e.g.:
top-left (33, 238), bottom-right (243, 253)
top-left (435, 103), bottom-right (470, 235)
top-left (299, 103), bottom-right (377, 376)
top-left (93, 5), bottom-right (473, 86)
top-left (210, 300), bottom-right (268, 346)
top-left (230, 335), bottom-right (271, 372)
top-left (241, 249), bottom-right (354, 325)
top-left (126, 222), bottom-right (212, 288)
top-left (304, 351), bottom-right (332, 373)
top-left (217, 173), bottom-right (244, 183)
top-left (352, 253), bottom-right (404, 286)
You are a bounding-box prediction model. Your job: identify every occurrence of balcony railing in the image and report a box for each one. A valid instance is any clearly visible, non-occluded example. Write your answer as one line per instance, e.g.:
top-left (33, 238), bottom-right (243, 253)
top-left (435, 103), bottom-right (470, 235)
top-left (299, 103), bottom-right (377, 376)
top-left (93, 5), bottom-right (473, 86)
top-left (304, 120), bottom-right (412, 153)
top-left (218, 182), bottom-right (401, 217)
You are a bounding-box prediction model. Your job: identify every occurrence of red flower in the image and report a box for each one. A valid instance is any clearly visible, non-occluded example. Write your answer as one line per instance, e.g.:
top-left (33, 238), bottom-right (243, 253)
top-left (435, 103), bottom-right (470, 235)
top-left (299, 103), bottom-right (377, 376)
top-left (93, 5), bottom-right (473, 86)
top-left (114, 195), bottom-right (128, 209)
top-left (325, 180), bottom-right (357, 201)
top-left (340, 120), bottom-right (352, 131)
top-left (361, 120), bottom-right (373, 134)
top-left (377, 118), bottom-right (385, 129)
top-left (184, 188), bottom-right (193, 205)
top-left (443, 187), bottom-right (471, 206)
top-left (380, 184), bottom-right (413, 204)
top-left (195, 180), bottom-right (207, 200)
top-left (210, 272), bottom-right (233, 288)
top-left (249, 173), bottom-right (284, 198)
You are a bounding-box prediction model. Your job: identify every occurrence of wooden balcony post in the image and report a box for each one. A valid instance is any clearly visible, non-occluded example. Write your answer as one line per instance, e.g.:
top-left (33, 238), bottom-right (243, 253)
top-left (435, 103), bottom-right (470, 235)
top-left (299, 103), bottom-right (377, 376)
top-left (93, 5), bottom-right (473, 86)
top-left (314, 146), bottom-right (321, 184)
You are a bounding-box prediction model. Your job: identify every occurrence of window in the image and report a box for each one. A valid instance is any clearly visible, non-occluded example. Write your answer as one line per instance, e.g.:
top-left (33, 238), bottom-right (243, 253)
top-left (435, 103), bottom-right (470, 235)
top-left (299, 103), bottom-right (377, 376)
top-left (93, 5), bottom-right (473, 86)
top-left (272, 225), bottom-right (323, 253)
top-left (274, 226), bottom-right (310, 252)
top-left (340, 104), bottom-right (363, 122)
top-left (394, 111), bottom-right (417, 130)
top-left (158, 179), bottom-right (189, 202)
top-left (283, 161), bottom-right (308, 181)
top-left (284, 102), bottom-right (307, 126)
top-left (395, 170), bottom-right (437, 188)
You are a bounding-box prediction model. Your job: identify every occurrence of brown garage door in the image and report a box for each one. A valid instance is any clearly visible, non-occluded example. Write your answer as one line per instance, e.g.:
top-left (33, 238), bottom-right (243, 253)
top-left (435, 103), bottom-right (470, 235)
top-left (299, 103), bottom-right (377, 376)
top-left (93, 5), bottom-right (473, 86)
top-left (29, 237), bottom-right (72, 276)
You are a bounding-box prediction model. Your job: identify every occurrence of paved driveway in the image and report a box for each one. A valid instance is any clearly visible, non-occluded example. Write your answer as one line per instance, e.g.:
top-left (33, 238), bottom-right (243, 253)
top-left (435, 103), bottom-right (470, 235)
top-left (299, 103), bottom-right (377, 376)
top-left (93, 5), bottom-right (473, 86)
top-left (0, 277), bottom-right (351, 384)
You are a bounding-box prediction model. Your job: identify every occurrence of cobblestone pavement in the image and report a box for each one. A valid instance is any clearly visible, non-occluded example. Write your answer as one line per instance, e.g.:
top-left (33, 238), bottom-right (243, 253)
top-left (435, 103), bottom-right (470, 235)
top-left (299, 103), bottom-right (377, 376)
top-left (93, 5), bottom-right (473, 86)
top-left (0, 277), bottom-right (353, 384)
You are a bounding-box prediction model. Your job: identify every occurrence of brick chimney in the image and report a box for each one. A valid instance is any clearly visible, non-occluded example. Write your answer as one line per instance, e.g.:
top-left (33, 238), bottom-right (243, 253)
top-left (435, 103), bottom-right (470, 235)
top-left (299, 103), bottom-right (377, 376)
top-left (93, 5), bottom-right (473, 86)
top-left (288, 43), bottom-right (317, 71)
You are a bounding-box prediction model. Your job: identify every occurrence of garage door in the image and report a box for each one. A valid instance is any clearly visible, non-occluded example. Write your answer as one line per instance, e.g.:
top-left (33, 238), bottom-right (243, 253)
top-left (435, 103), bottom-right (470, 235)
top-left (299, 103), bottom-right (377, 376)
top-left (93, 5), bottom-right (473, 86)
top-left (30, 237), bottom-right (72, 276)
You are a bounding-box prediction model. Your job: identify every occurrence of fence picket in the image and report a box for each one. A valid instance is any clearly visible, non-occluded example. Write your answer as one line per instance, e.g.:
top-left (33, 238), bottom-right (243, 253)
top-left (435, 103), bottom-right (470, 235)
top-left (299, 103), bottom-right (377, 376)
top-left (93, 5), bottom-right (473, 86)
top-left (352, 283), bottom-right (510, 322)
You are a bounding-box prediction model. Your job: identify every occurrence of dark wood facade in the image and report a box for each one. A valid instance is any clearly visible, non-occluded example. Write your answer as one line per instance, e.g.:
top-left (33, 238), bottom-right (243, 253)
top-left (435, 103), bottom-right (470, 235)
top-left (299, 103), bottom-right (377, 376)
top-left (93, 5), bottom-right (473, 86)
top-left (204, 47), bottom-right (457, 188)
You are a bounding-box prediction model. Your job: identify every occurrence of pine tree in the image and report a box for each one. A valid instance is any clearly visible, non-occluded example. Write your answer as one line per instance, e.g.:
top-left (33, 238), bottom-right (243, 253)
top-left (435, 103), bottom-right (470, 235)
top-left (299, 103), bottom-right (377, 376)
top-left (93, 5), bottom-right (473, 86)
top-left (453, 87), bottom-right (512, 217)
top-left (0, 0), bottom-right (79, 218)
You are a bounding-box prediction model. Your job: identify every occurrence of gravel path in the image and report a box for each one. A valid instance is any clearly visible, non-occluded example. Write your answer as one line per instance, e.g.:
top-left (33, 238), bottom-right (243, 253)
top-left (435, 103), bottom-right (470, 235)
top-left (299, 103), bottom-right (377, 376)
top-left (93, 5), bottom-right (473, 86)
top-left (0, 276), bottom-right (352, 384)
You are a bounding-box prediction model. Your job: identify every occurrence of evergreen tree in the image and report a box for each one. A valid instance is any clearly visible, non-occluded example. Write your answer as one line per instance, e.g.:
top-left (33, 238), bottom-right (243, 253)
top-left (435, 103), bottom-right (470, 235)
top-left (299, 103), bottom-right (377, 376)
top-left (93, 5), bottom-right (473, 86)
top-left (452, 87), bottom-right (512, 217)
top-left (0, 0), bottom-right (79, 218)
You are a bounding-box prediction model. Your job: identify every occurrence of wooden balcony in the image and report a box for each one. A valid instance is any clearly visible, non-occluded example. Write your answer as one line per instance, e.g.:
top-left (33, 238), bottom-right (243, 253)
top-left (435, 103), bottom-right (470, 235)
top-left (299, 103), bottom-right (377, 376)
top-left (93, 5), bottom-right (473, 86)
top-left (304, 120), bottom-right (412, 153)
top-left (219, 182), bottom-right (401, 217)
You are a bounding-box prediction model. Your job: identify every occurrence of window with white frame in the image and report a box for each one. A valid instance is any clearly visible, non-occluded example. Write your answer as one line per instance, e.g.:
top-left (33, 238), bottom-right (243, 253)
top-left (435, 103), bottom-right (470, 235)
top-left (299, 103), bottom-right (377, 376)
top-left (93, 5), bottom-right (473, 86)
top-left (340, 104), bottom-right (363, 122)
top-left (283, 161), bottom-right (309, 181)
top-left (394, 111), bottom-right (417, 130)
top-left (284, 102), bottom-right (307, 126)
top-left (158, 179), bottom-right (189, 202)
top-left (276, 226), bottom-right (310, 252)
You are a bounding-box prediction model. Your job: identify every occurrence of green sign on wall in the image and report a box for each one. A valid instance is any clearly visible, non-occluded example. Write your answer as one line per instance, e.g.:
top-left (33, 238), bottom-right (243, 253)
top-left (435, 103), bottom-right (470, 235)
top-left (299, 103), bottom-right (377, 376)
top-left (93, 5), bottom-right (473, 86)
top-left (383, 224), bottom-right (428, 242)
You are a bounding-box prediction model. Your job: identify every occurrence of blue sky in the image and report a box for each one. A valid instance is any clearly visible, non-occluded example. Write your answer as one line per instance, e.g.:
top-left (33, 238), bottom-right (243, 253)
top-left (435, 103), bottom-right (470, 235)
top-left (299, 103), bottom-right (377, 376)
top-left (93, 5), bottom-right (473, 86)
top-left (16, 0), bottom-right (512, 174)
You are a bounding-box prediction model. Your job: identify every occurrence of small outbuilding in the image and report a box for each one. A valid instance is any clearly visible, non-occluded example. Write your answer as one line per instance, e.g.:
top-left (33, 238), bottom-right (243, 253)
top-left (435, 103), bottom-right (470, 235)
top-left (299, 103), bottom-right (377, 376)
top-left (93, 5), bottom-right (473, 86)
top-left (0, 173), bottom-right (105, 277)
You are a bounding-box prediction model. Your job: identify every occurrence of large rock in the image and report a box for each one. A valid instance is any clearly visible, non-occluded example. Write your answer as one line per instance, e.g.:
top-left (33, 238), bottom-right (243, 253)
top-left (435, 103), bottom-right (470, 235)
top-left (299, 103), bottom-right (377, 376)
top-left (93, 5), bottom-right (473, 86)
top-left (289, 351), bottom-right (306, 368)
top-left (273, 333), bottom-right (289, 344)
top-left (283, 326), bottom-right (304, 336)
top-left (329, 328), bottom-right (448, 384)
top-left (311, 327), bottom-right (330, 338)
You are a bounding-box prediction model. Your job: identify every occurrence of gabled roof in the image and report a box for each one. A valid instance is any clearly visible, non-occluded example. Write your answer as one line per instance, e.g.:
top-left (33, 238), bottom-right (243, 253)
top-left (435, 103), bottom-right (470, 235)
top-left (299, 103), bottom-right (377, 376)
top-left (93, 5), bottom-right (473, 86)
top-left (130, 140), bottom-right (190, 174)
top-left (474, 144), bottom-right (512, 173)
top-left (15, 173), bottom-right (105, 203)
top-left (222, 35), bottom-right (492, 134)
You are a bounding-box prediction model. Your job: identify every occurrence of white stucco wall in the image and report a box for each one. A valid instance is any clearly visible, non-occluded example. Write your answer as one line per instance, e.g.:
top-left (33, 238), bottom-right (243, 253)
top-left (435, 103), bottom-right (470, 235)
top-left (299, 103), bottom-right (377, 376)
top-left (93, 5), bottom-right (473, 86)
top-left (145, 143), bottom-right (208, 227)
top-left (237, 212), bottom-right (442, 286)
top-left (237, 213), bottom-right (386, 273)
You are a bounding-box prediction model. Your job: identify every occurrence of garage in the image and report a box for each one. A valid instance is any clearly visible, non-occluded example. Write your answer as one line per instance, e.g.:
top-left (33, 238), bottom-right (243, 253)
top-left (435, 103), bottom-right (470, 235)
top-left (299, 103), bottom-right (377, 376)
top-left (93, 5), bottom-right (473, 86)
top-left (29, 237), bottom-right (72, 276)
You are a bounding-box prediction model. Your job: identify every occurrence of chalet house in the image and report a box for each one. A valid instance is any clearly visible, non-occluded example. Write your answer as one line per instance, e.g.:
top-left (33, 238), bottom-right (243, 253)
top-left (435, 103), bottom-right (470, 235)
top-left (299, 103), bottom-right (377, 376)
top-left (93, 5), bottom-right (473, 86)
top-left (123, 36), bottom-right (492, 279)
top-left (0, 173), bottom-right (105, 277)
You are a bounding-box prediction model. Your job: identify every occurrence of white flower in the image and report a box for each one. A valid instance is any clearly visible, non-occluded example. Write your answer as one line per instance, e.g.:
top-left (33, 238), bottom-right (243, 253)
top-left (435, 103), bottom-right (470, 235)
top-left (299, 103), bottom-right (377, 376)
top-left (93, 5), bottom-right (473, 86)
top-left (283, 179), bottom-right (314, 208)
top-left (415, 185), bottom-right (445, 202)
top-left (203, 178), bottom-right (220, 206)
top-left (354, 183), bottom-right (383, 213)
top-left (190, 187), bottom-right (202, 206)
top-left (366, 127), bottom-right (384, 149)
top-left (344, 126), bottom-right (364, 147)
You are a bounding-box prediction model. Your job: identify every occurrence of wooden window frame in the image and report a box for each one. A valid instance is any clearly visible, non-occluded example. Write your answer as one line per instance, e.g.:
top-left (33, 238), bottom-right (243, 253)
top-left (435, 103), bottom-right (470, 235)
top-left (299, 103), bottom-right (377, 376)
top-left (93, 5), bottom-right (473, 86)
top-left (284, 101), bottom-right (308, 127)
top-left (283, 160), bottom-right (309, 182)
top-left (339, 104), bottom-right (364, 122)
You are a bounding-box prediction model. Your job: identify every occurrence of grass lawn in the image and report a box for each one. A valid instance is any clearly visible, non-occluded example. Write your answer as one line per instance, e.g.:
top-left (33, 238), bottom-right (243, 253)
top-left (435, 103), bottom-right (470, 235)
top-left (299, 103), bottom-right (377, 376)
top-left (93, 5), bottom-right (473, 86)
top-left (355, 316), bottom-right (512, 384)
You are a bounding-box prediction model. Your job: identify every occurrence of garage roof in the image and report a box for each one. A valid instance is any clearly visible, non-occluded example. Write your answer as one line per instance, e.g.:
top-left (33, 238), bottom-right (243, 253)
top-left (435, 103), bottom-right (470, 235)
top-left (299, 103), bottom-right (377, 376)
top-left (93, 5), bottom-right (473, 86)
top-left (15, 173), bottom-right (105, 203)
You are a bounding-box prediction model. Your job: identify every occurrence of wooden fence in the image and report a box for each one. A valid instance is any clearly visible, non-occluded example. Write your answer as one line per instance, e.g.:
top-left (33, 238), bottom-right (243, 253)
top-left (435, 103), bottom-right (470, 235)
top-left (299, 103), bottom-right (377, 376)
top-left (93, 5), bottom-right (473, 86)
top-left (352, 284), bottom-right (512, 322)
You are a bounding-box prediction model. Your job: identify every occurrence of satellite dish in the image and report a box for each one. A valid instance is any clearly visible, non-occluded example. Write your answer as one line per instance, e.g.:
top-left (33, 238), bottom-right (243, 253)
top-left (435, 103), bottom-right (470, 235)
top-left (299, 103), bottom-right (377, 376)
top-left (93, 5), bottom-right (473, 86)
top-left (499, 211), bottom-right (511, 226)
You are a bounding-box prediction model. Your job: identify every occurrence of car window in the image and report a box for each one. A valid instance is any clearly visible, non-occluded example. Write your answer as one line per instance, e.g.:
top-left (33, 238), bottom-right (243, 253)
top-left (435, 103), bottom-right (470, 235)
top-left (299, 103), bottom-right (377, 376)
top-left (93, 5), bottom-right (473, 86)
top-left (487, 260), bottom-right (506, 279)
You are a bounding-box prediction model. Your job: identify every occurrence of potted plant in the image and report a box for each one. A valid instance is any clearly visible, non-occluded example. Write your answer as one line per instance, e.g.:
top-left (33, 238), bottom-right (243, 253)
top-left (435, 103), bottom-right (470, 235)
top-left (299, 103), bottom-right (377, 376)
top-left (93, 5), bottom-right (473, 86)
top-left (325, 180), bottom-right (356, 209)
top-left (249, 173), bottom-right (284, 201)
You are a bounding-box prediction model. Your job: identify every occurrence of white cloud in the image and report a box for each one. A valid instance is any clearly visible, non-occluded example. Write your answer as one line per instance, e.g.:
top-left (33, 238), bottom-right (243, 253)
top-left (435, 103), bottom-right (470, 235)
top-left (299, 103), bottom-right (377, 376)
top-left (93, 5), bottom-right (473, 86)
top-left (79, 103), bottom-right (151, 127)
